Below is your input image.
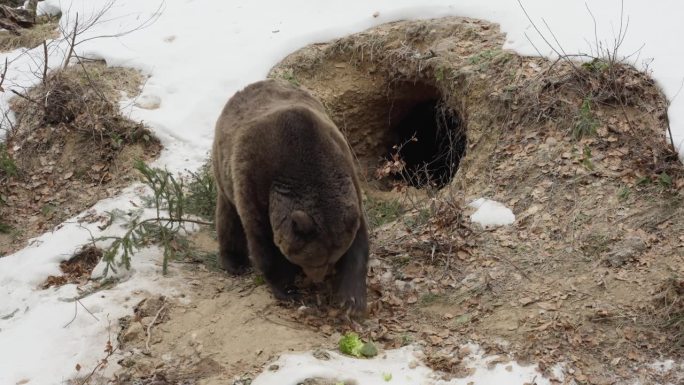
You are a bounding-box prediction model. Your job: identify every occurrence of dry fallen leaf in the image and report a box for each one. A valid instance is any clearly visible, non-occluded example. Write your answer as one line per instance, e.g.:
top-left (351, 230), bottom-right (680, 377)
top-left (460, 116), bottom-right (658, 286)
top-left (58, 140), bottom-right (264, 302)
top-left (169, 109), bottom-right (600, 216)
top-left (519, 297), bottom-right (536, 306)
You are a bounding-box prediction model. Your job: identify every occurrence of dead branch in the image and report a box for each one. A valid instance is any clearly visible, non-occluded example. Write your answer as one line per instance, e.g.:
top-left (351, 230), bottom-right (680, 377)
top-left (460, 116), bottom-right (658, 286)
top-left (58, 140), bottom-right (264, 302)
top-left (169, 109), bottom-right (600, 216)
top-left (516, 0), bottom-right (581, 75)
top-left (10, 89), bottom-right (39, 105)
top-left (0, 57), bottom-right (8, 92)
top-left (42, 41), bottom-right (48, 83)
top-left (59, 0), bottom-right (165, 51)
top-left (144, 301), bottom-right (167, 353)
top-left (63, 12), bottom-right (79, 70)
top-left (78, 322), bottom-right (117, 385)
top-left (74, 54), bottom-right (110, 104)
top-left (63, 298), bottom-right (100, 328)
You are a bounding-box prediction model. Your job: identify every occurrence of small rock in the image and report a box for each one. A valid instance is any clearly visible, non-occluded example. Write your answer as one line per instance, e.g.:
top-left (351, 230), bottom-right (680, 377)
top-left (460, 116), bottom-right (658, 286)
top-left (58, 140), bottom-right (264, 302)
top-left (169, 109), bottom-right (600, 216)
top-left (602, 236), bottom-right (647, 267)
top-left (313, 349), bottom-right (331, 360)
top-left (135, 94), bottom-right (162, 110)
top-left (118, 357), bottom-right (135, 368)
top-left (121, 322), bottom-right (144, 343)
top-left (380, 271), bottom-right (393, 282)
top-left (458, 346), bottom-right (472, 358)
top-left (428, 335), bottom-right (443, 345)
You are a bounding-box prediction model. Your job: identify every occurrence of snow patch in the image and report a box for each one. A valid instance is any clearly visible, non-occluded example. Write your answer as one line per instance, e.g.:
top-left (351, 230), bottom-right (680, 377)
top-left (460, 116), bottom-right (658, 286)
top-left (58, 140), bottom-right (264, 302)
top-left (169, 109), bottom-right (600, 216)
top-left (0, 190), bottom-right (187, 385)
top-left (252, 344), bottom-right (560, 385)
top-left (468, 198), bottom-right (515, 227)
top-left (36, 1), bottom-right (61, 16)
top-left (648, 359), bottom-right (684, 374)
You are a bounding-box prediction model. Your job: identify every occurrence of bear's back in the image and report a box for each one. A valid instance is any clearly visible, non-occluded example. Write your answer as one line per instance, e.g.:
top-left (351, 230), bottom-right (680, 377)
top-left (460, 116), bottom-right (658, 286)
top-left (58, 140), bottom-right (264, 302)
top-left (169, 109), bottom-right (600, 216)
top-left (213, 79), bottom-right (357, 201)
top-left (219, 79), bottom-right (327, 131)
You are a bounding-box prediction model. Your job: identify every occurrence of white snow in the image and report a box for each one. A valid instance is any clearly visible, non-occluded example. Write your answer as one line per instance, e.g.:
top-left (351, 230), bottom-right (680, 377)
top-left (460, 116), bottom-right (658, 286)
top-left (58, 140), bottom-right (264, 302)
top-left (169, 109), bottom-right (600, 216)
top-left (1, 0), bottom-right (683, 383)
top-left (650, 360), bottom-right (676, 373)
top-left (252, 344), bottom-right (560, 385)
top-left (0, 191), bottom-right (187, 385)
top-left (468, 198), bottom-right (516, 227)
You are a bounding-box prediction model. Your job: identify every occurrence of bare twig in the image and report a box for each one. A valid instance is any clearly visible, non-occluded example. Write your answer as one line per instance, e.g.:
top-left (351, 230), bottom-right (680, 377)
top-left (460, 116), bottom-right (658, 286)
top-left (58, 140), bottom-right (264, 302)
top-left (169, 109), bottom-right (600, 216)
top-left (74, 54), bottom-right (110, 103)
top-left (78, 299), bottom-right (100, 321)
top-left (63, 300), bottom-right (79, 328)
top-left (585, 2), bottom-right (600, 57)
top-left (490, 255), bottom-right (532, 281)
top-left (63, 298), bottom-right (100, 328)
top-left (664, 78), bottom-right (684, 154)
top-left (517, 0), bottom-right (581, 75)
top-left (144, 301), bottom-right (167, 353)
top-left (78, 321), bottom-right (117, 385)
top-left (63, 1), bottom-right (166, 49)
top-left (0, 57), bottom-right (8, 92)
top-left (10, 89), bottom-right (39, 105)
top-left (63, 12), bottom-right (79, 69)
top-left (41, 40), bottom-right (48, 83)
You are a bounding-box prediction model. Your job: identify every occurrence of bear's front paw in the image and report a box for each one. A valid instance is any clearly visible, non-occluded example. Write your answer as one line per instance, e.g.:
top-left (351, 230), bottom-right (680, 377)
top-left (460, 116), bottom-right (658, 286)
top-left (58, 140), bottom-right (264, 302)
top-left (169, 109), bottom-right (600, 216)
top-left (335, 289), bottom-right (367, 318)
top-left (269, 284), bottom-right (301, 302)
top-left (219, 253), bottom-right (249, 275)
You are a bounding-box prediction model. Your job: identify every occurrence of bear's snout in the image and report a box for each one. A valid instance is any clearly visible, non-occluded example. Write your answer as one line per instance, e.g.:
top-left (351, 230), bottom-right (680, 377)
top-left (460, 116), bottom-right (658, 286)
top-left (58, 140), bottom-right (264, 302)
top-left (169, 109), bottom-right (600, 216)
top-left (303, 265), bottom-right (328, 283)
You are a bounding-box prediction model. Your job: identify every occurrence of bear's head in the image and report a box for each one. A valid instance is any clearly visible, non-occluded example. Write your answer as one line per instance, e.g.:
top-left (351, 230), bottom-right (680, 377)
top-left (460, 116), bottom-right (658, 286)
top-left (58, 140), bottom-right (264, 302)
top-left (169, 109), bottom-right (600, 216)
top-left (269, 178), bottom-right (360, 282)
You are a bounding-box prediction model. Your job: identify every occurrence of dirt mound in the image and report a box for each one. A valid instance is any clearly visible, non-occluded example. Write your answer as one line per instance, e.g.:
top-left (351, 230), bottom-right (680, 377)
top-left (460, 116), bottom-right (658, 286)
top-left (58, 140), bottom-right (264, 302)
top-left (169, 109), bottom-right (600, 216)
top-left (267, 16), bottom-right (684, 383)
top-left (0, 61), bottom-right (161, 255)
top-left (111, 233), bottom-right (327, 385)
top-left (98, 17), bottom-right (684, 385)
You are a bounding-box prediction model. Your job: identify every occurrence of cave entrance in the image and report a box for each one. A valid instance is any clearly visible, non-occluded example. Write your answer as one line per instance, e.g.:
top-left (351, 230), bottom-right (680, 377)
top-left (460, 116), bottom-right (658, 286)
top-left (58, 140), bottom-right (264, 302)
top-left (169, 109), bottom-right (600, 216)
top-left (384, 84), bottom-right (466, 189)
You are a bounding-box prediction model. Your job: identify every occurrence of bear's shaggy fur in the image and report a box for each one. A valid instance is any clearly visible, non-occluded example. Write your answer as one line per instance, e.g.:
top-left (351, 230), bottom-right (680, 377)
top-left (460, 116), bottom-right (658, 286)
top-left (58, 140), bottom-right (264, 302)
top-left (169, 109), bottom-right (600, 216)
top-left (212, 79), bottom-right (369, 314)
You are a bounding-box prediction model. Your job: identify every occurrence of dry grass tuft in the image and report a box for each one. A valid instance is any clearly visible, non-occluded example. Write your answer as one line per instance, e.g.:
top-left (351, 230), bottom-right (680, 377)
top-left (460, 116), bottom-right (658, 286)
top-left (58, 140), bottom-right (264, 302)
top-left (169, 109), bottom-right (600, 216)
top-left (652, 277), bottom-right (684, 350)
top-left (0, 61), bottom-right (160, 254)
top-left (10, 60), bottom-right (153, 165)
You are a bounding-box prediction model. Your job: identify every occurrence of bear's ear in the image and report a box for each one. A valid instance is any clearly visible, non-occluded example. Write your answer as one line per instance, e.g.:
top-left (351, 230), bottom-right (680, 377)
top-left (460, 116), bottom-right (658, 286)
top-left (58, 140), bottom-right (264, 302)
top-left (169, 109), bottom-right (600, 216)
top-left (291, 210), bottom-right (314, 236)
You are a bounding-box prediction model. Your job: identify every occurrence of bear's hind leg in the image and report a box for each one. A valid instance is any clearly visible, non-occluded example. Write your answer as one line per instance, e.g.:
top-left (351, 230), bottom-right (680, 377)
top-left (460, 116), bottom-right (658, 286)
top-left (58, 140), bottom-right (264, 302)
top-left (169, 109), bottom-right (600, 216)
top-left (216, 193), bottom-right (249, 274)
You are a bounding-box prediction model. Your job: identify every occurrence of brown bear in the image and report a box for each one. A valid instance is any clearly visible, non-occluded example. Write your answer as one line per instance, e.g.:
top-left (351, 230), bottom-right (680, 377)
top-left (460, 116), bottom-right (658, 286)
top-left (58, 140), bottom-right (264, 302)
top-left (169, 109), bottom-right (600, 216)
top-left (212, 78), bottom-right (369, 315)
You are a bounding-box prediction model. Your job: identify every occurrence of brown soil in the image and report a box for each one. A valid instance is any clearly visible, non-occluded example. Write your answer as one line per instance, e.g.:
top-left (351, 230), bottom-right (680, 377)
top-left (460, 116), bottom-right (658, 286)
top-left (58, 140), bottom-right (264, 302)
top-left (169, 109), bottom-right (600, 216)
top-left (89, 17), bottom-right (683, 385)
top-left (0, 61), bottom-right (161, 255)
top-left (267, 16), bottom-right (684, 384)
top-left (110, 229), bottom-right (329, 385)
